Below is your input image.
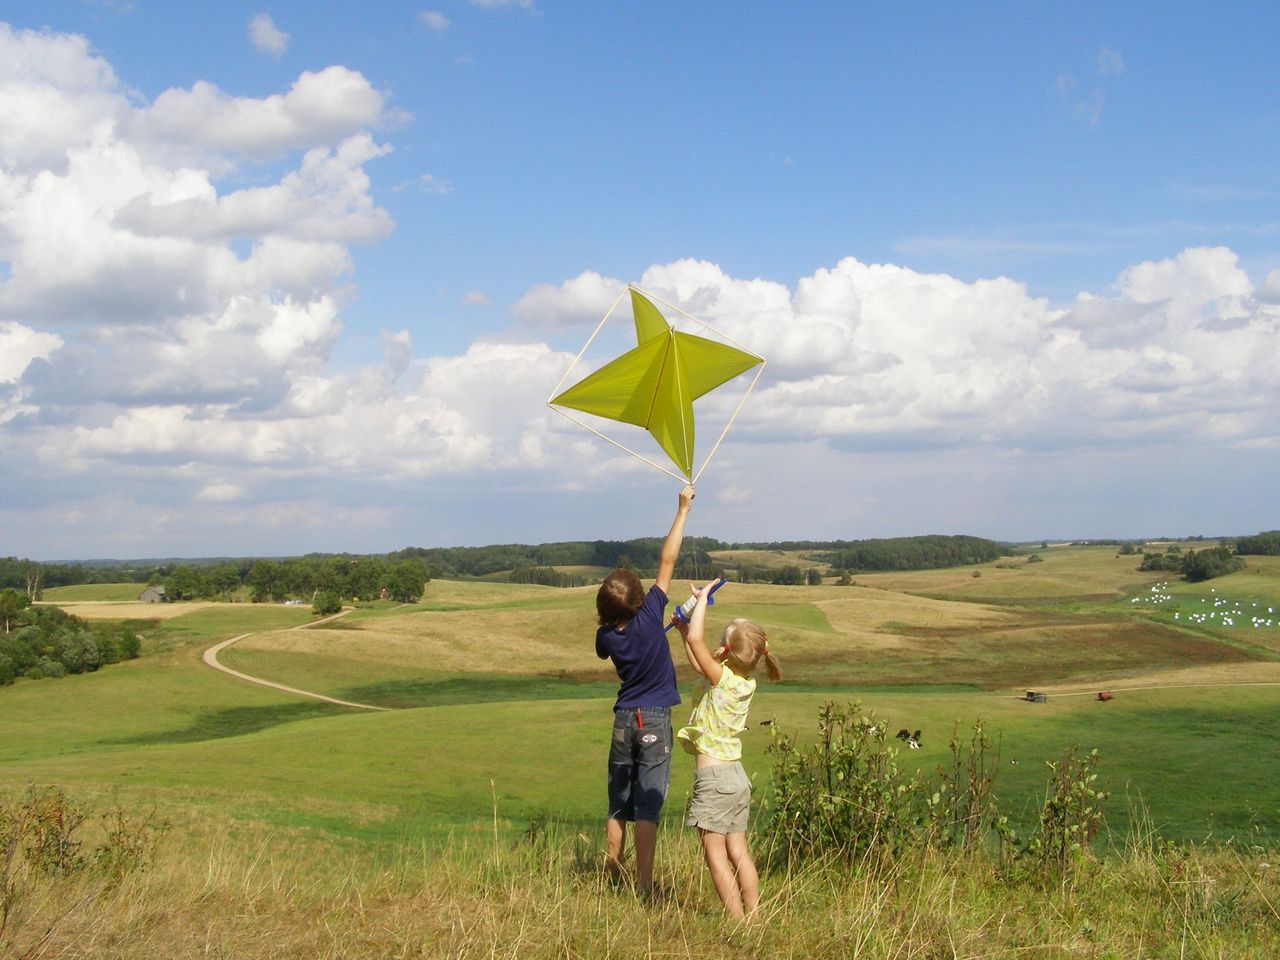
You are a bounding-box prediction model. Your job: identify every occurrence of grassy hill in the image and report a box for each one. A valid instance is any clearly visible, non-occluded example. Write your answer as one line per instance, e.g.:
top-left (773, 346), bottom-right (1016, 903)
top-left (3, 545), bottom-right (1280, 956)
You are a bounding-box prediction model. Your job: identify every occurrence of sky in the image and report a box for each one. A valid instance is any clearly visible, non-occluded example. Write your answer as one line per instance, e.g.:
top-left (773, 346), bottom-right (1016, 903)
top-left (2, 1), bottom-right (1279, 561)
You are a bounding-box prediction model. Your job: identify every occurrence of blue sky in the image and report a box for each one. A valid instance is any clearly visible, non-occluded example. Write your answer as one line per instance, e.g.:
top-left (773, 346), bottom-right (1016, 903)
top-left (2, 2), bottom-right (1278, 559)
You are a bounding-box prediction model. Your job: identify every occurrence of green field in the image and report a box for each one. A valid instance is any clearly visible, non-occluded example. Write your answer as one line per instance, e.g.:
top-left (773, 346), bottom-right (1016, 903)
top-left (39, 581), bottom-right (150, 602)
top-left (6, 549), bottom-right (1280, 844)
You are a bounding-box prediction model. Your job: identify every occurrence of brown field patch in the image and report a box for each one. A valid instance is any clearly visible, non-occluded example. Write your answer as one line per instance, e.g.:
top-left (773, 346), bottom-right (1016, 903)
top-left (33, 600), bottom-right (225, 621)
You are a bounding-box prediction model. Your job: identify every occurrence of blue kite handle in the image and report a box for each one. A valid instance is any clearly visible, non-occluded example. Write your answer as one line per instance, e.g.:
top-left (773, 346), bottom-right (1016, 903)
top-left (665, 577), bottom-right (728, 632)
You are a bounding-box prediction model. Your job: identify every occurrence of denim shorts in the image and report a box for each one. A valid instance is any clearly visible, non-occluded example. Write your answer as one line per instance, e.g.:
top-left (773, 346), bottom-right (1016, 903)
top-left (685, 761), bottom-right (751, 834)
top-left (606, 706), bottom-right (672, 823)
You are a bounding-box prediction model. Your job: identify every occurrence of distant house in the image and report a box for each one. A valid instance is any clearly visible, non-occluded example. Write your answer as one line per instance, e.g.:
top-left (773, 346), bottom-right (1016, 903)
top-left (139, 586), bottom-right (167, 603)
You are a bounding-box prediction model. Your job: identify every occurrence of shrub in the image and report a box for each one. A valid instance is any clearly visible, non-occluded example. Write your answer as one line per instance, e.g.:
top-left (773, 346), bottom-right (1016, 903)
top-left (1023, 747), bottom-right (1108, 876)
top-left (312, 591), bottom-right (342, 616)
top-left (760, 702), bottom-right (920, 864)
top-left (759, 702), bottom-right (1106, 878)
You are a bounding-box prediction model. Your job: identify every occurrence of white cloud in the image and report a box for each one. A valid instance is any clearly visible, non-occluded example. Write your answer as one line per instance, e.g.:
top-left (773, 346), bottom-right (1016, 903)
top-left (418, 11), bottom-right (450, 33)
top-left (137, 66), bottom-right (389, 160)
top-left (513, 270), bottom-right (626, 330)
top-left (464, 289), bottom-right (492, 306)
top-left (248, 13), bottom-right (289, 58)
top-left (0, 322), bottom-right (62, 382)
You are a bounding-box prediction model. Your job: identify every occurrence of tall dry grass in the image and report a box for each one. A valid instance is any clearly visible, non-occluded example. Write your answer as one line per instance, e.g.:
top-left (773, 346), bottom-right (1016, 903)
top-left (4, 813), bottom-right (1278, 960)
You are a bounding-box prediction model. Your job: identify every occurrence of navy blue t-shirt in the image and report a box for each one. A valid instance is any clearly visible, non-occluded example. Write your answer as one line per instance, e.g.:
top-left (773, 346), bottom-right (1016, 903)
top-left (596, 584), bottom-right (681, 710)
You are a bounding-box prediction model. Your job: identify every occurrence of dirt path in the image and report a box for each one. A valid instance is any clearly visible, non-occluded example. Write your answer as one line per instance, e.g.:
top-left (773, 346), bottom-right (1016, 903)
top-left (202, 609), bottom-right (390, 712)
top-left (1013, 680), bottom-right (1280, 700)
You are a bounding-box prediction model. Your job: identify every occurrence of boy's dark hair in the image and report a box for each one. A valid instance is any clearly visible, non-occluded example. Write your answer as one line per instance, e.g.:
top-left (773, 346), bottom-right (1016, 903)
top-left (597, 569), bottom-right (645, 627)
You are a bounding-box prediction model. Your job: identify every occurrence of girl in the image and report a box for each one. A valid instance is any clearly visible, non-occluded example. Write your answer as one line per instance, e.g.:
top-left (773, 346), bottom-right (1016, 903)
top-left (671, 582), bottom-right (781, 918)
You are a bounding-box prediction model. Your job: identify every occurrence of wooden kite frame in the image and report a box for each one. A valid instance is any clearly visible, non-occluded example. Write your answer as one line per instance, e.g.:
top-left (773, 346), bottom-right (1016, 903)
top-left (546, 283), bottom-right (766, 484)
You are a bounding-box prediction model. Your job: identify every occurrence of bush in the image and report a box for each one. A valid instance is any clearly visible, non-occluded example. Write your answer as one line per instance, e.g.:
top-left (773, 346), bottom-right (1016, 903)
top-left (118, 631), bottom-right (142, 660)
top-left (1024, 747), bottom-right (1108, 875)
top-left (759, 702), bottom-right (1105, 877)
top-left (312, 591), bottom-right (342, 616)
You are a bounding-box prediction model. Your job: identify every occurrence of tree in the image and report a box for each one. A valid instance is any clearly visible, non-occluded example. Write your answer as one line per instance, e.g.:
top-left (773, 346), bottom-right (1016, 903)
top-left (385, 560), bottom-right (429, 603)
top-left (312, 591), bottom-right (342, 616)
top-left (1181, 547), bottom-right (1245, 583)
top-left (0, 588), bottom-right (29, 634)
top-left (247, 560), bottom-right (283, 603)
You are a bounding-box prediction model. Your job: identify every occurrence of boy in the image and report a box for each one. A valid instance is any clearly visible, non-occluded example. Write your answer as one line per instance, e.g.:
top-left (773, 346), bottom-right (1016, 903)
top-left (596, 483), bottom-right (696, 893)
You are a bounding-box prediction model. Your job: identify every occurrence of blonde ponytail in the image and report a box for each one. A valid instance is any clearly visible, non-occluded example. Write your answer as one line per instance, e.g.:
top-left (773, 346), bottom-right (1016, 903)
top-left (723, 618), bottom-right (781, 681)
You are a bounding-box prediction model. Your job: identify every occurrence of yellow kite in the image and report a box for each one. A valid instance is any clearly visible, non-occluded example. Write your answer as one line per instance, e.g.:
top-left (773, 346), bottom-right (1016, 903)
top-left (547, 285), bottom-right (765, 482)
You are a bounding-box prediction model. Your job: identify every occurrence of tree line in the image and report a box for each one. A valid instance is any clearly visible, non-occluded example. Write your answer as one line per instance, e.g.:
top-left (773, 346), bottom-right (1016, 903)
top-left (160, 556), bottom-right (431, 604)
top-left (812, 535), bottom-right (1003, 572)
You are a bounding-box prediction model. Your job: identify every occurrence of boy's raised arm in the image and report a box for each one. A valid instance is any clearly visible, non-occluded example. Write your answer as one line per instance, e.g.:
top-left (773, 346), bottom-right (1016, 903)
top-left (655, 484), bottom-right (696, 596)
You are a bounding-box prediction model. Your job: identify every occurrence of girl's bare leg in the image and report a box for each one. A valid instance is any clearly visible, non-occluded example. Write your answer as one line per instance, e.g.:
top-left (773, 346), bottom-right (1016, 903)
top-left (699, 829), bottom-right (744, 918)
top-left (725, 832), bottom-right (759, 916)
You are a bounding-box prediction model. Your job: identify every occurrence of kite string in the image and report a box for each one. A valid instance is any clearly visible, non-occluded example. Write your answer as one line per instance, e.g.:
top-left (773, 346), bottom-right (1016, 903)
top-left (641, 287), bottom-right (763, 359)
top-left (546, 406), bottom-right (690, 483)
top-left (545, 285), bottom-right (630, 403)
top-left (692, 361), bottom-right (766, 485)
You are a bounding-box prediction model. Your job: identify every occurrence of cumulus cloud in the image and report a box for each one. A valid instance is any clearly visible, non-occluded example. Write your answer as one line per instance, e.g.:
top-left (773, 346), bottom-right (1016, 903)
top-left (513, 270), bottom-right (626, 330)
top-left (248, 13), bottom-right (289, 57)
top-left (136, 66), bottom-right (389, 160)
top-left (520, 250), bottom-right (1280, 460)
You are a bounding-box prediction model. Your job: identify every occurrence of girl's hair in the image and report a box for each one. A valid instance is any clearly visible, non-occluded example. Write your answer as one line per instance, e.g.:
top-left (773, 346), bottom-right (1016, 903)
top-left (722, 618), bottom-right (781, 681)
top-left (596, 569), bottom-right (645, 627)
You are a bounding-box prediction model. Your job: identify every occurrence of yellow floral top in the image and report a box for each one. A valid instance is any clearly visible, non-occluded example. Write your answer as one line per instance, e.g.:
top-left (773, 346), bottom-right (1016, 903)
top-left (676, 667), bottom-right (757, 761)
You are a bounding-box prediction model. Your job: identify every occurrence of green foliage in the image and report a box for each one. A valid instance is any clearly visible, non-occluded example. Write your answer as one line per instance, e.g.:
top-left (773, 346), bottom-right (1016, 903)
top-left (1235, 530), bottom-right (1280, 555)
top-left (312, 591), bottom-right (342, 616)
top-left (0, 604), bottom-right (136, 683)
top-left (1023, 747), bottom-right (1108, 875)
top-left (1140, 545), bottom-right (1245, 581)
top-left (1026, 553), bottom-right (1044, 563)
top-left (1181, 546), bottom-right (1246, 582)
top-left (0, 588), bottom-right (29, 633)
top-left (760, 702), bottom-right (1107, 878)
top-left (1139, 550), bottom-right (1181, 572)
top-left (926, 720), bottom-right (1011, 851)
top-left (771, 565), bottom-right (805, 586)
top-left (817, 535), bottom-right (1004, 573)
top-left (760, 702), bottom-right (919, 864)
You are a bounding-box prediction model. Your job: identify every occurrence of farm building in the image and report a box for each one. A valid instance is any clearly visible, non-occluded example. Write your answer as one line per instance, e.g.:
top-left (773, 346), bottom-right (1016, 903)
top-left (139, 586), bottom-right (167, 603)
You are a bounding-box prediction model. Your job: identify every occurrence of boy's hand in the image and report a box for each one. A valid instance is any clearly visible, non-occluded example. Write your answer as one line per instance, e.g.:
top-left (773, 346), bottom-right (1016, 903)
top-left (670, 616), bottom-right (690, 640)
top-left (678, 484), bottom-right (695, 511)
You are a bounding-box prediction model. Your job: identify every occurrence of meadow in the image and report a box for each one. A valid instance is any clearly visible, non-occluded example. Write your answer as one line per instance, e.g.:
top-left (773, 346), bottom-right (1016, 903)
top-left (3, 545), bottom-right (1280, 957)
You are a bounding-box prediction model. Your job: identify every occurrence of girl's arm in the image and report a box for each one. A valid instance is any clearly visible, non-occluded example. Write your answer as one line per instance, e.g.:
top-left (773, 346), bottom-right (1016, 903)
top-left (676, 584), bottom-right (722, 685)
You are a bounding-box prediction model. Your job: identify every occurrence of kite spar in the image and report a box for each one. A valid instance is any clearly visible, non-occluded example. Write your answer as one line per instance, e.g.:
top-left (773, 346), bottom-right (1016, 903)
top-left (547, 285), bottom-right (765, 483)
